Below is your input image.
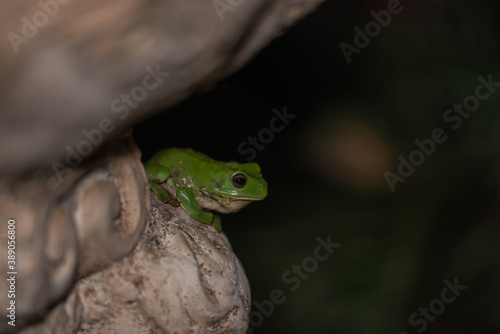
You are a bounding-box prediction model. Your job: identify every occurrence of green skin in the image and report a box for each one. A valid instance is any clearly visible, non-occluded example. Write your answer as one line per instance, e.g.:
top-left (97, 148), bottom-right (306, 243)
top-left (144, 148), bottom-right (268, 231)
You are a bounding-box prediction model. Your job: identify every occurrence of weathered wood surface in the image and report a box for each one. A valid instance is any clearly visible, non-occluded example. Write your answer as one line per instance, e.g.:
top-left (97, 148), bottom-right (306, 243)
top-left (0, 1), bottom-right (323, 332)
top-left (0, 0), bottom-right (323, 180)
top-left (18, 192), bottom-right (251, 334)
top-left (0, 137), bottom-right (150, 333)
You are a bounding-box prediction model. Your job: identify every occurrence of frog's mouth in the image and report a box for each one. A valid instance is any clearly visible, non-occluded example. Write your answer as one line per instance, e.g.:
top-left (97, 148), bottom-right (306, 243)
top-left (230, 196), bottom-right (265, 201)
top-left (201, 197), bottom-right (263, 214)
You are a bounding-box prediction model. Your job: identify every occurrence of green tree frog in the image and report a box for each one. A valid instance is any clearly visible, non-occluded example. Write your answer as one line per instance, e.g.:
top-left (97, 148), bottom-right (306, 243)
top-left (144, 148), bottom-right (268, 231)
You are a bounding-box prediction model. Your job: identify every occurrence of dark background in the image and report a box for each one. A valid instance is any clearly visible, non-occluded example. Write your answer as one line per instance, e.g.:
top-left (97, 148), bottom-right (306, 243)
top-left (134, 1), bottom-right (500, 333)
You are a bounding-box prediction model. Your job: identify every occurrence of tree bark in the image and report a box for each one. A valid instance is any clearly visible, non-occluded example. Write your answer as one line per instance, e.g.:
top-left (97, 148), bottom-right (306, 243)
top-left (0, 0), bottom-right (323, 180)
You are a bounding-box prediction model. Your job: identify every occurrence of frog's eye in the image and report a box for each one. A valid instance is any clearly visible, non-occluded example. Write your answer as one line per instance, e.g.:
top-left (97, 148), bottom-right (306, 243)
top-left (232, 173), bottom-right (247, 188)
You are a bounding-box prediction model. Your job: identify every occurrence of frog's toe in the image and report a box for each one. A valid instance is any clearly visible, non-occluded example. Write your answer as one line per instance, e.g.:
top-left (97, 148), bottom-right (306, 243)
top-left (210, 215), bottom-right (222, 232)
top-left (150, 182), bottom-right (179, 206)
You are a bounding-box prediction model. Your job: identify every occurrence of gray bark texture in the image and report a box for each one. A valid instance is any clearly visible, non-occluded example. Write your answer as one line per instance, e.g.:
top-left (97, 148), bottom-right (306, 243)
top-left (0, 0), bottom-right (323, 180)
top-left (0, 0), bottom-right (323, 332)
top-left (19, 192), bottom-right (251, 334)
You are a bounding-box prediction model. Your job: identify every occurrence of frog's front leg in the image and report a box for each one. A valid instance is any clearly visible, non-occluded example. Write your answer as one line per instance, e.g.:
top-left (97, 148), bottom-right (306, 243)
top-left (210, 214), bottom-right (222, 232)
top-left (176, 187), bottom-right (222, 231)
top-left (144, 163), bottom-right (179, 205)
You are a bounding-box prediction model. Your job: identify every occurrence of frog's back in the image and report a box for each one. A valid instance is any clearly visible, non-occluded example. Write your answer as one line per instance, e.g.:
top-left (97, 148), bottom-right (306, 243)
top-left (150, 148), bottom-right (216, 169)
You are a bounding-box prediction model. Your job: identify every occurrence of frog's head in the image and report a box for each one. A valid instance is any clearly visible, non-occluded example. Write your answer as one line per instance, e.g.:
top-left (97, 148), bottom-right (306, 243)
top-left (217, 162), bottom-right (268, 201)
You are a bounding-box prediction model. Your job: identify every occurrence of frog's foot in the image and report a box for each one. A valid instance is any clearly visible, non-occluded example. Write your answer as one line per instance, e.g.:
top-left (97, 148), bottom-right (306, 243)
top-left (144, 163), bottom-right (171, 183)
top-left (210, 214), bottom-right (222, 232)
top-left (149, 181), bottom-right (180, 206)
top-left (177, 187), bottom-right (222, 232)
